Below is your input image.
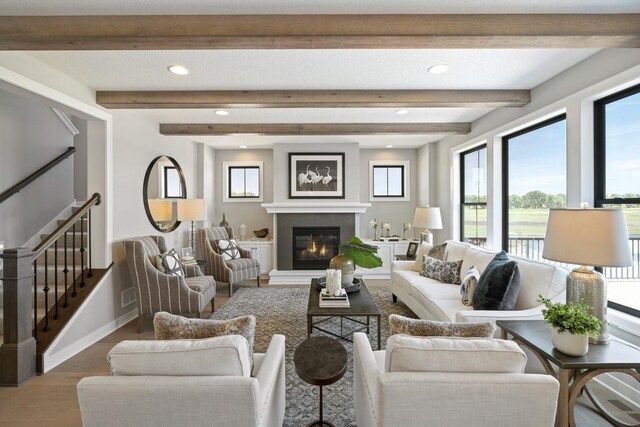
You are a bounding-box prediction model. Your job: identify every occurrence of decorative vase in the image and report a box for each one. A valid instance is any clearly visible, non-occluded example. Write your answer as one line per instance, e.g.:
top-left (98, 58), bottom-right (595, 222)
top-left (550, 328), bottom-right (589, 356)
top-left (239, 221), bottom-right (247, 240)
top-left (330, 253), bottom-right (355, 287)
top-left (219, 213), bottom-right (229, 228)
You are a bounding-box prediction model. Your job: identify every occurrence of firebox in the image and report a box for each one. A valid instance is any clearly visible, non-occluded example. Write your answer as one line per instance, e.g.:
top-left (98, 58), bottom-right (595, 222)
top-left (292, 227), bottom-right (340, 270)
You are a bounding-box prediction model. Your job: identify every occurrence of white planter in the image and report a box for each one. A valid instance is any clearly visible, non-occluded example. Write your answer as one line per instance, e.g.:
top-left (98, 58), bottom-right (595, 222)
top-left (550, 328), bottom-right (589, 356)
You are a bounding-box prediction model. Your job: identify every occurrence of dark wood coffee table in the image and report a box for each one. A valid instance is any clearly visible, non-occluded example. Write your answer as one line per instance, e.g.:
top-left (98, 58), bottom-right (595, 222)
top-left (497, 320), bottom-right (640, 427)
top-left (308, 278), bottom-right (382, 350)
top-left (294, 336), bottom-right (348, 427)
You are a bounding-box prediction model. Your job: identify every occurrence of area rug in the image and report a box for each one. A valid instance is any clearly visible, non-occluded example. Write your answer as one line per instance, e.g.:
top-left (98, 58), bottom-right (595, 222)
top-left (210, 286), bottom-right (416, 427)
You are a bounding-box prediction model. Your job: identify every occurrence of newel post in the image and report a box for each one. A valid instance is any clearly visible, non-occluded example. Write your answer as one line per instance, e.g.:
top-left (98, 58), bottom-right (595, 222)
top-left (0, 248), bottom-right (36, 386)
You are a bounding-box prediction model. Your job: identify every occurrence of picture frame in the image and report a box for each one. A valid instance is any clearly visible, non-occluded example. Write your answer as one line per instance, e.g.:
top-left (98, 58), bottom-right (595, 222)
top-left (289, 152), bottom-right (345, 199)
top-left (181, 247), bottom-right (194, 260)
top-left (406, 241), bottom-right (419, 259)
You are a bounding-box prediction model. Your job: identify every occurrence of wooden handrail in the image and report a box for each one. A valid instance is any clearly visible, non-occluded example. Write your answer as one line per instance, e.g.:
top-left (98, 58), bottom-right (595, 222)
top-left (0, 147), bottom-right (76, 205)
top-left (32, 192), bottom-right (101, 260)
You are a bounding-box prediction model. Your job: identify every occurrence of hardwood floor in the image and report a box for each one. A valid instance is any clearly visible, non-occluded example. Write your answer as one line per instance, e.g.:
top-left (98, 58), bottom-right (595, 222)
top-left (0, 280), bottom-right (622, 426)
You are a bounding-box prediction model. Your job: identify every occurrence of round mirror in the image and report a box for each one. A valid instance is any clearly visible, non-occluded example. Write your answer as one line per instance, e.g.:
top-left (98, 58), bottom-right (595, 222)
top-left (143, 155), bottom-right (187, 232)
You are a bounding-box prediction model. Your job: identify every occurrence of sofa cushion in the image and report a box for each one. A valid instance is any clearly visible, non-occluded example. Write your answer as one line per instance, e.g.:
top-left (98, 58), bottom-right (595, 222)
top-left (108, 335), bottom-right (252, 377)
top-left (412, 241), bottom-right (433, 271)
top-left (226, 257), bottom-right (259, 271)
top-left (444, 241), bottom-right (468, 262)
top-left (510, 254), bottom-right (565, 310)
top-left (460, 266), bottom-right (480, 306)
top-left (460, 245), bottom-right (498, 279)
top-left (385, 335), bottom-right (526, 374)
top-left (153, 312), bottom-right (256, 366)
top-left (420, 255), bottom-right (463, 284)
top-left (473, 251), bottom-right (522, 311)
top-left (389, 314), bottom-right (495, 338)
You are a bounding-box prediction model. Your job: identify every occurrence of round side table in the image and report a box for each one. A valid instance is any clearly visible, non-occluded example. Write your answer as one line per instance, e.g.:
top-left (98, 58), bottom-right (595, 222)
top-left (293, 336), bottom-right (348, 427)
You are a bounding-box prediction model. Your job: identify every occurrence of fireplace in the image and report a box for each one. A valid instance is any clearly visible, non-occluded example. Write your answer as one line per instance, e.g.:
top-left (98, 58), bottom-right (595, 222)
top-left (292, 227), bottom-right (340, 270)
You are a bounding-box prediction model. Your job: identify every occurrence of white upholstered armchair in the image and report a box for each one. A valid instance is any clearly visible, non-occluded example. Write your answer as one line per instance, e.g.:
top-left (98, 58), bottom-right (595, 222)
top-left (196, 227), bottom-right (260, 297)
top-left (353, 333), bottom-right (559, 427)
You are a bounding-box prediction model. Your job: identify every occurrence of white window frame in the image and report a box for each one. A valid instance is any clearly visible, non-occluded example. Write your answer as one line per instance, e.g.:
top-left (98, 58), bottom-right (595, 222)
top-left (369, 160), bottom-right (410, 202)
top-left (223, 161), bottom-right (264, 202)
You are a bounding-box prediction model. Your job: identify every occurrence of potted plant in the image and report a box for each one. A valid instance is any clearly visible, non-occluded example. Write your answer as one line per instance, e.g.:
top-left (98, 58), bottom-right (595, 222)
top-left (330, 237), bottom-right (383, 287)
top-left (537, 296), bottom-right (601, 356)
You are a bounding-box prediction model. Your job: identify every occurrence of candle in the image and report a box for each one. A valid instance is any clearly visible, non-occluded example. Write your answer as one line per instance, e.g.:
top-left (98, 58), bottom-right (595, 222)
top-left (326, 269), bottom-right (342, 296)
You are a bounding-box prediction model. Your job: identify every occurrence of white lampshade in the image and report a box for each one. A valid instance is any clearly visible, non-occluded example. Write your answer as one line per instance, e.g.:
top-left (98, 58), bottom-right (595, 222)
top-left (177, 199), bottom-right (207, 221)
top-left (413, 207), bottom-right (443, 230)
top-left (148, 199), bottom-right (173, 221)
top-left (543, 208), bottom-right (632, 267)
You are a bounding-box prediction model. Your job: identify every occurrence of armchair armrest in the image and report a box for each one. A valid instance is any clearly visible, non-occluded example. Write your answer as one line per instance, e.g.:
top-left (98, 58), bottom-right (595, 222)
top-left (183, 264), bottom-right (204, 277)
top-left (255, 334), bottom-right (286, 421)
top-left (239, 246), bottom-right (253, 258)
top-left (353, 332), bottom-right (380, 427)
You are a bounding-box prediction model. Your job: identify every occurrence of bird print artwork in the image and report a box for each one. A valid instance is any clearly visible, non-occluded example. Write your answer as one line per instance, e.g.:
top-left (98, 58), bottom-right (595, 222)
top-left (295, 162), bottom-right (336, 192)
top-left (290, 153), bottom-right (343, 199)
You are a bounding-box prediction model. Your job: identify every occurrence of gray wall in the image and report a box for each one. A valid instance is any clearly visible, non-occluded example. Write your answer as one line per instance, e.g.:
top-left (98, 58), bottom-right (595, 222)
top-left (0, 89), bottom-right (75, 248)
top-left (72, 117), bottom-right (88, 201)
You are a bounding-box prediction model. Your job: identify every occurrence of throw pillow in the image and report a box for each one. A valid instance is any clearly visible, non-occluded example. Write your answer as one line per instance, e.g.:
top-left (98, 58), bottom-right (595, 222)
top-left (216, 238), bottom-right (241, 260)
top-left (412, 241), bottom-right (433, 271)
top-left (389, 314), bottom-right (496, 338)
top-left (157, 248), bottom-right (184, 277)
top-left (460, 266), bottom-right (480, 306)
top-left (153, 312), bottom-right (256, 367)
top-left (420, 255), bottom-right (463, 284)
top-left (472, 251), bottom-right (522, 311)
top-left (428, 243), bottom-right (447, 261)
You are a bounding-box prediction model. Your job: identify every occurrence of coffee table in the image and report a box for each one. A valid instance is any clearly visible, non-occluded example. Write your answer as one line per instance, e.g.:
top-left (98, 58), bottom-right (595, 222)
top-left (308, 278), bottom-right (382, 350)
top-left (497, 320), bottom-right (640, 427)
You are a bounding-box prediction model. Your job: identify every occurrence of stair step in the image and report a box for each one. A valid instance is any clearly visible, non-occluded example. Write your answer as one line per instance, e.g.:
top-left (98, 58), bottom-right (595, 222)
top-left (40, 231), bottom-right (88, 247)
top-left (35, 249), bottom-right (84, 266)
top-left (56, 216), bottom-right (86, 227)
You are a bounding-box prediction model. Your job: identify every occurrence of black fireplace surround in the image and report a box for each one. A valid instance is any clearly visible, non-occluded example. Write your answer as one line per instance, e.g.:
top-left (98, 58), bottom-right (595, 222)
top-left (292, 227), bottom-right (340, 270)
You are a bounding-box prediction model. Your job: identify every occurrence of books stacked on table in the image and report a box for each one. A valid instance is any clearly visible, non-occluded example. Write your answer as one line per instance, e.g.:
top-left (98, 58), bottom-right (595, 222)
top-left (181, 257), bottom-right (197, 266)
top-left (319, 289), bottom-right (350, 308)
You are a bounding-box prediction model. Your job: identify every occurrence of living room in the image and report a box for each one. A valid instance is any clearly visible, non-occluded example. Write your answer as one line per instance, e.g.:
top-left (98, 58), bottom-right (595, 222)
top-left (0, 2), bottom-right (639, 426)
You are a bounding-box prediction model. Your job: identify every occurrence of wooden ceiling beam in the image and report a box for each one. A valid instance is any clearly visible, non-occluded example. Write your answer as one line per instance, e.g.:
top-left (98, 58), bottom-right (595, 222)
top-left (159, 123), bottom-right (471, 136)
top-left (0, 14), bottom-right (638, 50)
top-left (96, 89), bottom-right (530, 109)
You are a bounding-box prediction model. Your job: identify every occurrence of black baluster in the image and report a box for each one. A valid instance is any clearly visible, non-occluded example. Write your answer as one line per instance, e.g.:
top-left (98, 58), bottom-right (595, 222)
top-left (43, 248), bottom-right (49, 332)
top-left (72, 222), bottom-right (77, 297)
top-left (88, 209), bottom-right (93, 278)
top-left (53, 241), bottom-right (58, 320)
top-left (63, 231), bottom-right (69, 308)
top-left (80, 215), bottom-right (86, 288)
top-left (33, 260), bottom-right (38, 342)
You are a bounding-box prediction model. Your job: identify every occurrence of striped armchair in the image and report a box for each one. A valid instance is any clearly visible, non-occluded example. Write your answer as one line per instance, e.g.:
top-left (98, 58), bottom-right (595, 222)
top-left (196, 227), bottom-right (260, 297)
top-left (123, 236), bottom-right (216, 332)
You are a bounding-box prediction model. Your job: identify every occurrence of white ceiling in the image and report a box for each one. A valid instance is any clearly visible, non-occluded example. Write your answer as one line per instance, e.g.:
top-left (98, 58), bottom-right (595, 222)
top-left (2, 1), bottom-right (636, 149)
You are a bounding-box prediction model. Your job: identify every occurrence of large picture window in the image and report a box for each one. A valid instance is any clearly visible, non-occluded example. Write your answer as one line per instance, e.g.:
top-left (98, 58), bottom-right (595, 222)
top-left (595, 83), bottom-right (640, 317)
top-left (502, 115), bottom-right (567, 258)
top-left (460, 145), bottom-right (487, 246)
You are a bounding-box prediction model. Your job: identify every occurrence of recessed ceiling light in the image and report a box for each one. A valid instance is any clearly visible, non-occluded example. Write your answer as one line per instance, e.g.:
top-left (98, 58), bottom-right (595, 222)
top-left (239, 145), bottom-right (248, 149)
top-left (428, 64), bottom-right (449, 74)
top-left (215, 110), bottom-right (229, 116)
top-left (167, 65), bottom-right (189, 75)
top-left (395, 109), bottom-right (409, 115)
top-left (385, 145), bottom-right (394, 148)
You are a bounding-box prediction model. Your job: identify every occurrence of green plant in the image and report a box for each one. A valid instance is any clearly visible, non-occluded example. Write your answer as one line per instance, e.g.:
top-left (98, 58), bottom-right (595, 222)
top-left (338, 237), bottom-right (383, 269)
top-left (537, 296), bottom-right (601, 336)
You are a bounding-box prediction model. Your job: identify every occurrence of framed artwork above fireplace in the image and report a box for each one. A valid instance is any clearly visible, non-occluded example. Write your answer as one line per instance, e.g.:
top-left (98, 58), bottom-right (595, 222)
top-left (289, 152), bottom-right (345, 199)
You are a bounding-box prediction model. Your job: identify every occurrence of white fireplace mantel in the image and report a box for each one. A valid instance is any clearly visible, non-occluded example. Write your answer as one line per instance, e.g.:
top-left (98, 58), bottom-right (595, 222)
top-left (261, 202), bottom-right (371, 214)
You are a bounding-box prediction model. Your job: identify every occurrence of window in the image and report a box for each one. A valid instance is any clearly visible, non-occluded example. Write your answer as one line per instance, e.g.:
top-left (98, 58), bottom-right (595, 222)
top-left (595, 83), bottom-right (640, 317)
top-left (502, 115), bottom-right (567, 258)
top-left (223, 161), bottom-right (263, 202)
top-left (369, 160), bottom-right (410, 201)
top-left (460, 145), bottom-right (487, 246)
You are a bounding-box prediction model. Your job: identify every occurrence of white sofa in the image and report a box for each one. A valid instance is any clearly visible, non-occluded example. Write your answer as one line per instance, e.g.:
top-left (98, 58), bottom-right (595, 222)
top-left (353, 332), bottom-right (559, 427)
top-left (77, 334), bottom-right (286, 427)
top-left (390, 240), bottom-right (567, 326)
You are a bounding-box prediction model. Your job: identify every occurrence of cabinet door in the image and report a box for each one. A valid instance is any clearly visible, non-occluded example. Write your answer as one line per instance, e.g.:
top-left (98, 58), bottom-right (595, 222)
top-left (375, 244), bottom-right (393, 274)
top-left (255, 245), bottom-right (272, 275)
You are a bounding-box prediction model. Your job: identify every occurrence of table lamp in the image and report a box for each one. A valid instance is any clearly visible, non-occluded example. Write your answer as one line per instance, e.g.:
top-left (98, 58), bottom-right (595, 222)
top-left (148, 199), bottom-right (173, 229)
top-left (413, 207), bottom-right (443, 245)
top-left (542, 208), bottom-right (632, 344)
top-left (177, 199), bottom-right (207, 250)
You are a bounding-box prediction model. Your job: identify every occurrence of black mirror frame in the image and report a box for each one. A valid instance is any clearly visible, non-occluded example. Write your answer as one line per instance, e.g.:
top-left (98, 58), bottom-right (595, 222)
top-left (143, 155), bottom-right (187, 233)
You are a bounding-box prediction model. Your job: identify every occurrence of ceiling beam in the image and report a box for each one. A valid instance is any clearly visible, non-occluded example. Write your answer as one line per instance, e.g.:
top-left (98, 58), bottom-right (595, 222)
top-left (0, 14), bottom-right (638, 50)
top-left (97, 90), bottom-right (530, 109)
top-left (159, 123), bottom-right (471, 136)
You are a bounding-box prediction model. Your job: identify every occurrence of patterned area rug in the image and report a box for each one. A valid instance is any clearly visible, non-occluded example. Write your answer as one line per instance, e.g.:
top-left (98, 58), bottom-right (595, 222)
top-left (210, 286), bottom-right (415, 427)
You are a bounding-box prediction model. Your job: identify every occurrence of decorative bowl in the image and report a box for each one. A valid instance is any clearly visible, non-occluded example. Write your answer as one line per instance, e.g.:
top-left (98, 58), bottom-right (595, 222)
top-left (253, 228), bottom-right (269, 238)
top-left (315, 277), bottom-right (361, 293)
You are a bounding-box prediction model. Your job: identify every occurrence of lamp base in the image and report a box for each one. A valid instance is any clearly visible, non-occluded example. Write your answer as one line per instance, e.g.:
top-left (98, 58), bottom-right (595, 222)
top-left (420, 230), bottom-right (433, 245)
top-left (567, 266), bottom-right (609, 345)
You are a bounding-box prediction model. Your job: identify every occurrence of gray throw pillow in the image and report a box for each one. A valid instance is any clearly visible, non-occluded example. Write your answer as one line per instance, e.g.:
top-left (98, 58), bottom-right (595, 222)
top-left (428, 243), bottom-right (447, 261)
top-left (389, 314), bottom-right (496, 338)
top-left (153, 312), bottom-right (256, 367)
top-left (420, 255), bottom-right (463, 284)
top-left (157, 248), bottom-right (184, 277)
top-left (216, 238), bottom-right (241, 260)
top-left (472, 251), bottom-right (522, 311)
top-left (460, 265), bottom-right (480, 306)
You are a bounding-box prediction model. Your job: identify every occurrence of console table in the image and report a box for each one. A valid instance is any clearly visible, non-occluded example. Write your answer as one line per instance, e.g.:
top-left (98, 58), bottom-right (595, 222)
top-left (497, 320), bottom-right (640, 427)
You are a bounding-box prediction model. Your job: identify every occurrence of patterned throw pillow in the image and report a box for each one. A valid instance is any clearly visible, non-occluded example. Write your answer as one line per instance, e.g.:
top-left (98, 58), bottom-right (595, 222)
top-left (389, 314), bottom-right (495, 337)
top-left (460, 266), bottom-right (480, 306)
top-left (157, 248), bottom-right (184, 277)
top-left (420, 254), bottom-right (463, 284)
top-left (429, 243), bottom-right (447, 261)
top-left (216, 238), bottom-right (240, 260)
